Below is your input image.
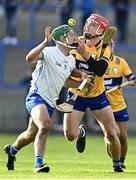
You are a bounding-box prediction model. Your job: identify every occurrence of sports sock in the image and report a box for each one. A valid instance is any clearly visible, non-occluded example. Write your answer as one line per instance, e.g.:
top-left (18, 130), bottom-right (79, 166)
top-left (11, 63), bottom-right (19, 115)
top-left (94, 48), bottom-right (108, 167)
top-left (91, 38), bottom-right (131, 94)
top-left (10, 145), bottom-right (18, 156)
top-left (79, 126), bottom-right (85, 138)
top-left (113, 160), bottom-right (120, 167)
top-left (120, 157), bottom-right (125, 164)
top-left (35, 155), bottom-right (43, 167)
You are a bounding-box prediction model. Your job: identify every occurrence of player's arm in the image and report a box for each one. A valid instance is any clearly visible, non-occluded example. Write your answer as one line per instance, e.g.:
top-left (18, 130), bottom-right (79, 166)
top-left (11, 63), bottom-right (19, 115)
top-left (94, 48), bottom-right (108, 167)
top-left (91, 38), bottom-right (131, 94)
top-left (86, 56), bottom-right (109, 77)
top-left (71, 68), bottom-right (88, 80)
top-left (77, 49), bottom-right (109, 77)
top-left (121, 58), bottom-right (136, 85)
top-left (64, 77), bottom-right (82, 88)
top-left (125, 73), bottom-right (136, 86)
top-left (75, 37), bottom-right (109, 77)
top-left (125, 73), bottom-right (135, 81)
top-left (65, 69), bottom-right (88, 88)
top-left (26, 26), bottom-right (52, 63)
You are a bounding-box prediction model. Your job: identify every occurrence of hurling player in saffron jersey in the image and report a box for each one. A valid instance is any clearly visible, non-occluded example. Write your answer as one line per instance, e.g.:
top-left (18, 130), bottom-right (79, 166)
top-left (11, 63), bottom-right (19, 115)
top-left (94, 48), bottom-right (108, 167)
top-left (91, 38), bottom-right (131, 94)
top-left (63, 14), bottom-right (123, 172)
top-left (104, 40), bottom-right (136, 169)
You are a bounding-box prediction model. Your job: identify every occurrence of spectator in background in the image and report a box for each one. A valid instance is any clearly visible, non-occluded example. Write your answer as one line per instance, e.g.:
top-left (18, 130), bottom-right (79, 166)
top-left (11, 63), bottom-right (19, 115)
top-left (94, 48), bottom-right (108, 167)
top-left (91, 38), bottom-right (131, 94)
top-left (111, 0), bottom-right (130, 43)
top-left (20, 67), bottom-right (33, 94)
top-left (20, 66), bottom-right (35, 123)
top-left (58, 0), bottom-right (75, 24)
top-left (74, 0), bottom-right (96, 30)
top-left (3, 0), bottom-right (19, 45)
top-left (37, 0), bottom-right (46, 3)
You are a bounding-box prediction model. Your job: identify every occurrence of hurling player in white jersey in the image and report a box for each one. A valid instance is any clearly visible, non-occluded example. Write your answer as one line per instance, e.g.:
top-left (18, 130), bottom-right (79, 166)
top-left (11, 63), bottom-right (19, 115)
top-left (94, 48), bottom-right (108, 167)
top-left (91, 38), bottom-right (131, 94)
top-left (4, 25), bottom-right (87, 173)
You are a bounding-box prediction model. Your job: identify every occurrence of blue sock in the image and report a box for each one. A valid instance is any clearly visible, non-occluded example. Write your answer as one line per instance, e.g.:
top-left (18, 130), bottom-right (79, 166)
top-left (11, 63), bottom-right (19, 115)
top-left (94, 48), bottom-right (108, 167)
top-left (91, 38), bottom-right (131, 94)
top-left (35, 155), bottom-right (43, 167)
top-left (120, 157), bottom-right (125, 164)
top-left (10, 145), bottom-right (18, 156)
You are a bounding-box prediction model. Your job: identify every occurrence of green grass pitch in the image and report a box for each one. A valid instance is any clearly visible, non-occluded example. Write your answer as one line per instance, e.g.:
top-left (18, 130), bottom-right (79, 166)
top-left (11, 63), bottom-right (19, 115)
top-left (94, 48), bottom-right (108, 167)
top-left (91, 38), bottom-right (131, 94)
top-left (0, 134), bottom-right (136, 179)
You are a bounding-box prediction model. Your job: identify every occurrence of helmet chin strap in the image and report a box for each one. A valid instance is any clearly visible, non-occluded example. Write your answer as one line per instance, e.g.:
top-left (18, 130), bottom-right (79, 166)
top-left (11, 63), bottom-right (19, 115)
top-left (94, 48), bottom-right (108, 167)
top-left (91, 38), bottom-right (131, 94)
top-left (55, 40), bottom-right (77, 49)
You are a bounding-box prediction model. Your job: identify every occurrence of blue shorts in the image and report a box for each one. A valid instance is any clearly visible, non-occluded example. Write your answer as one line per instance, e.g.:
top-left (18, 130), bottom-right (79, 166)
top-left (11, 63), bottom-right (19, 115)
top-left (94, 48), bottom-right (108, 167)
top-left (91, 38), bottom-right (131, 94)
top-left (113, 108), bottom-right (129, 122)
top-left (68, 91), bottom-right (110, 112)
top-left (25, 92), bottom-right (54, 118)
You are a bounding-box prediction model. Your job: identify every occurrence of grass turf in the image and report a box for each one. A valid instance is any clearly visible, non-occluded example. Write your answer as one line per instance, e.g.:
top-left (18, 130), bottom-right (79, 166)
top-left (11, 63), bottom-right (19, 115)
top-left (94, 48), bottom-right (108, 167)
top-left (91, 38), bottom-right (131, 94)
top-left (0, 134), bottom-right (136, 179)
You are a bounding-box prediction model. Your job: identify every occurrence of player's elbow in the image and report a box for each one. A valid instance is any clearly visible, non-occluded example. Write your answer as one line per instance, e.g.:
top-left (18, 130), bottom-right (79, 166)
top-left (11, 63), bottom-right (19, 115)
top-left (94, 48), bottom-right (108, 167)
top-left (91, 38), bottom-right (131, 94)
top-left (96, 72), bottom-right (104, 77)
top-left (26, 54), bottom-right (32, 63)
top-left (96, 68), bottom-right (107, 77)
top-left (95, 60), bottom-right (108, 76)
top-left (26, 54), bottom-right (36, 64)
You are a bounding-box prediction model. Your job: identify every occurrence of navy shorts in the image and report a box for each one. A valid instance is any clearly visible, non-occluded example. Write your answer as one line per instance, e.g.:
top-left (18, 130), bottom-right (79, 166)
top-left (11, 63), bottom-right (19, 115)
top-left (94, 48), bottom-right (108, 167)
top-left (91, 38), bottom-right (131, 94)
top-left (68, 91), bottom-right (110, 112)
top-left (113, 108), bottom-right (129, 122)
top-left (25, 92), bottom-right (54, 118)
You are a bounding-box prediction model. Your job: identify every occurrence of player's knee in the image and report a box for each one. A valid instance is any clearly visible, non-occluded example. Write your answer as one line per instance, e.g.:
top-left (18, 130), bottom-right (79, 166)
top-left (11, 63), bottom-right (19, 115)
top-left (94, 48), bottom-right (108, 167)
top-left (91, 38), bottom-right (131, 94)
top-left (64, 129), bottom-right (77, 141)
top-left (106, 129), bottom-right (118, 142)
top-left (119, 133), bottom-right (127, 143)
top-left (39, 120), bottom-right (52, 135)
top-left (116, 127), bottom-right (120, 137)
top-left (115, 124), bottom-right (120, 137)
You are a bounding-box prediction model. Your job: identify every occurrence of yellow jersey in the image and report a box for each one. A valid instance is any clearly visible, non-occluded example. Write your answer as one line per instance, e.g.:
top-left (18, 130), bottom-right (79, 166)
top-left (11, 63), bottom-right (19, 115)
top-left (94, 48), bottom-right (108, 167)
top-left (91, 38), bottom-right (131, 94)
top-left (104, 55), bottom-right (132, 112)
top-left (69, 42), bottom-right (111, 98)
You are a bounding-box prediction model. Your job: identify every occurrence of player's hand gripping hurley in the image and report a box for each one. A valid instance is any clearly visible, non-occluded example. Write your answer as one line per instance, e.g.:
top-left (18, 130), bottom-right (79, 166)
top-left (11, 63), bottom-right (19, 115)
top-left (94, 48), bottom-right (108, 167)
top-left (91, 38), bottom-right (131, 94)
top-left (56, 79), bottom-right (88, 113)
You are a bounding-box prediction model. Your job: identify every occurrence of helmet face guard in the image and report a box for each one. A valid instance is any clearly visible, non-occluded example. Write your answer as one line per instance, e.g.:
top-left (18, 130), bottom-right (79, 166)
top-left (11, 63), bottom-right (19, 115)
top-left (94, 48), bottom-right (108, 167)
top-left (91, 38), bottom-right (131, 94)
top-left (52, 25), bottom-right (77, 48)
top-left (84, 33), bottom-right (101, 40)
top-left (84, 13), bottom-right (109, 39)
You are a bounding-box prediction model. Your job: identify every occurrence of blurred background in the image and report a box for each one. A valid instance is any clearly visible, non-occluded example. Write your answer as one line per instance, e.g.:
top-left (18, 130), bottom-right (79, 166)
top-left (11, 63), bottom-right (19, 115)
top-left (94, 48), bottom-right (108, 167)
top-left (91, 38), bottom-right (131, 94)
top-left (0, 0), bottom-right (136, 134)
